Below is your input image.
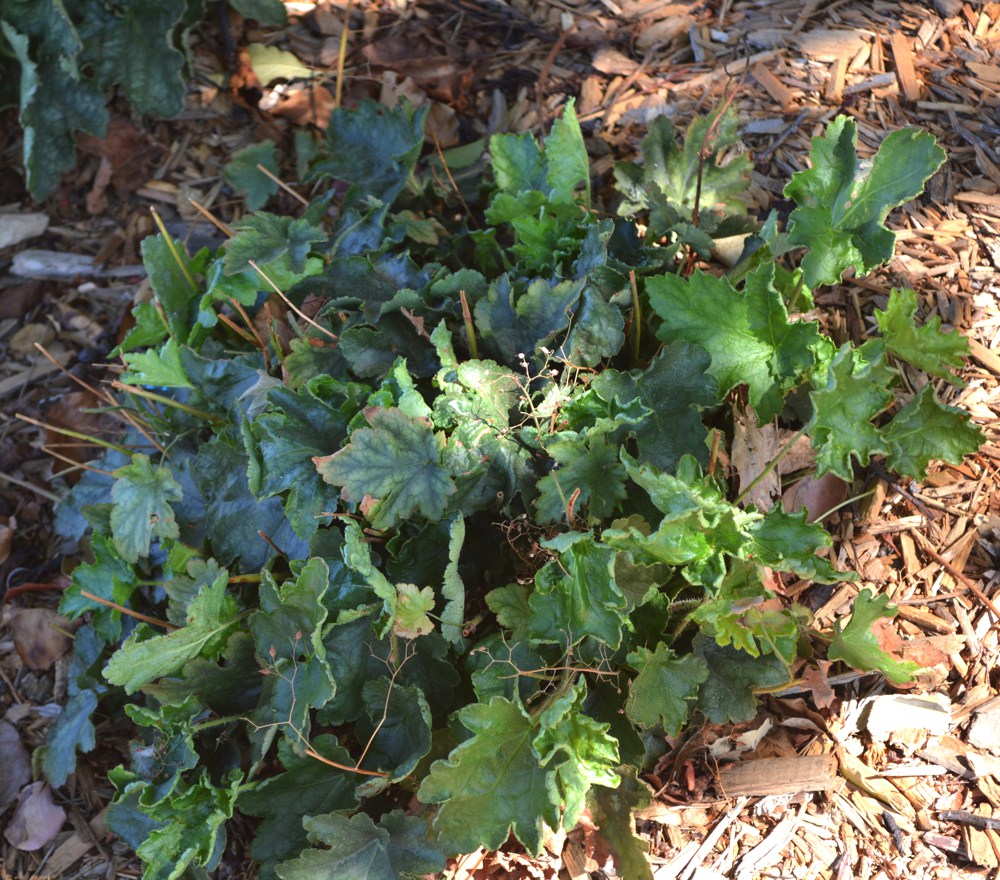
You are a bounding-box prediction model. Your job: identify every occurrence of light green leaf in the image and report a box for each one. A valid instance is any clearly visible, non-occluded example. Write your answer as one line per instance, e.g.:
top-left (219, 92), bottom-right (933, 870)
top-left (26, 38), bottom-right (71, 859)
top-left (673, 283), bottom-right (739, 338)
top-left (343, 521), bottom-right (396, 635)
top-left (110, 454), bottom-right (183, 563)
top-left (883, 384), bottom-right (984, 480)
top-left (440, 516), bottom-right (466, 646)
top-left (418, 697), bottom-right (559, 855)
top-left (828, 589), bottom-right (922, 684)
top-left (544, 98), bottom-right (590, 206)
top-left (648, 264), bottom-right (819, 420)
top-left (393, 584), bottom-right (435, 639)
top-left (121, 337), bottom-right (193, 388)
top-left (225, 213), bottom-right (327, 276)
top-left (876, 288), bottom-right (968, 384)
top-left (785, 116), bottom-right (946, 287)
top-left (247, 43), bottom-right (316, 86)
top-left (315, 408), bottom-right (456, 530)
top-left (625, 643), bottom-right (708, 733)
top-left (104, 572), bottom-right (238, 693)
top-left (275, 810), bottom-right (445, 880)
top-left (224, 140), bottom-right (280, 211)
top-left (808, 343), bottom-right (895, 479)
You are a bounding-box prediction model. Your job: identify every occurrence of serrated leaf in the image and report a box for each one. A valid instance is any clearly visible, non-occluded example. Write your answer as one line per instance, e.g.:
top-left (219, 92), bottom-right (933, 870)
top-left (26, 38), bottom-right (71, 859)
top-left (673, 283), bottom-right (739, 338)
top-left (527, 531), bottom-right (628, 649)
top-left (882, 383), bottom-right (984, 480)
top-left (275, 810), bottom-right (445, 880)
top-left (315, 407), bottom-right (456, 530)
top-left (393, 584), bottom-right (435, 639)
top-left (139, 232), bottom-right (202, 341)
top-left (544, 98), bottom-right (590, 206)
top-left (357, 679), bottom-right (432, 780)
top-left (588, 768), bottom-right (654, 880)
top-left (808, 343), bottom-right (895, 480)
top-left (104, 572), bottom-right (238, 693)
top-left (241, 735), bottom-right (358, 874)
top-left (308, 99), bottom-right (427, 210)
top-left (246, 43), bottom-right (315, 86)
top-left (121, 337), bottom-right (193, 388)
top-left (77, 0), bottom-right (186, 116)
top-left (535, 430), bottom-right (627, 525)
top-left (784, 116), bottom-right (946, 287)
top-left (440, 515), bottom-right (466, 646)
top-left (249, 376), bottom-right (357, 539)
top-left (110, 454), bottom-right (183, 564)
top-left (828, 589), bottom-right (922, 684)
top-left (418, 697), bottom-right (559, 854)
top-left (648, 264), bottom-right (819, 420)
top-left (693, 634), bottom-right (789, 723)
top-left (625, 643), bottom-right (707, 733)
top-left (3, 22), bottom-right (108, 201)
top-left (533, 679), bottom-right (619, 828)
top-left (746, 504), bottom-right (846, 583)
top-left (41, 689), bottom-right (98, 787)
top-left (474, 275), bottom-right (584, 364)
top-left (224, 212), bottom-right (326, 276)
top-left (594, 342), bottom-right (719, 470)
top-left (224, 140), bottom-right (280, 211)
top-left (876, 288), bottom-right (968, 384)
top-left (342, 521), bottom-right (396, 635)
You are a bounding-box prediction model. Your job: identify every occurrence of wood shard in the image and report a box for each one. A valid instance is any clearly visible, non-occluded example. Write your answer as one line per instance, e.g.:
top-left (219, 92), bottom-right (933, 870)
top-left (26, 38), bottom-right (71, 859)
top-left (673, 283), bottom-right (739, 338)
top-left (890, 31), bottom-right (921, 101)
top-left (718, 754), bottom-right (838, 797)
top-left (751, 63), bottom-right (796, 110)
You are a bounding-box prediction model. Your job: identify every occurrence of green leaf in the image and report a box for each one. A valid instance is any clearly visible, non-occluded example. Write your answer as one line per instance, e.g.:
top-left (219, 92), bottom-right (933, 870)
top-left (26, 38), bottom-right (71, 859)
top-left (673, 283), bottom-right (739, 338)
top-left (41, 689), bottom-right (98, 787)
top-left (528, 531), bottom-right (628, 649)
top-left (490, 131), bottom-right (546, 195)
top-left (121, 337), bottom-right (193, 388)
top-left (625, 643), bottom-right (708, 734)
top-left (882, 384), bottom-right (984, 480)
top-left (588, 769), bottom-right (654, 880)
top-left (247, 43), bottom-right (315, 86)
top-left (140, 232), bottom-right (201, 341)
top-left (357, 679), bottom-right (432, 780)
top-left (474, 276), bottom-right (584, 364)
top-left (241, 735), bottom-right (359, 874)
top-left (104, 572), bottom-right (238, 693)
top-left (110, 454), bottom-right (183, 564)
top-left (418, 697), bottom-right (559, 854)
top-left (224, 140), bottom-right (280, 211)
top-left (440, 515), bottom-right (466, 646)
top-left (77, 0), bottom-right (187, 116)
top-left (808, 343), bottom-right (895, 479)
top-left (249, 376), bottom-right (358, 539)
top-left (746, 504), bottom-right (846, 583)
top-left (308, 99), bottom-right (427, 210)
top-left (393, 584), bottom-right (435, 639)
top-left (228, 0), bottom-right (288, 25)
top-left (225, 213), bottom-right (327, 276)
top-left (315, 407), bottom-right (457, 531)
top-left (544, 98), bottom-right (590, 206)
top-left (2, 21), bottom-right (108, 201)
top-left (534, 430), bottom-right (627, 526)
top-left (875, 288), bottom-right (968, 384)
top-left (693, 634), bottom-right (789, 723)
top-left (784, 116), bottom-right (946, 287)
top-left (594, 342), bottom-right (719, 470)
top-left (275, 810), bottom-right (445, 880)
top-left (342, 522), bottom-right (397, 635)
top-left (60, 532), bottom-right (137, 642)
top-left (533, 679), bottom-right (619, 828)
top-left (648, 264), bottom-right (819, 420)
top-left (828, 589), bottom-right (922, 684)
top-left (250, 557), bottom-right (330, 661)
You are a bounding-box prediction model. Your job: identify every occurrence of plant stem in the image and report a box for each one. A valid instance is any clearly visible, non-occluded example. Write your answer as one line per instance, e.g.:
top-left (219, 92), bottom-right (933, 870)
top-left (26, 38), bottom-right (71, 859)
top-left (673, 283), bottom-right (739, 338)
top-left (460, 289), bottom-right (479, 360)
top-left (150, 208), bottom-right (198, 294)
top-left (111, 382), bottom-right (226, 425)
top-left (629, 270), bottom-right (641, 366)
top-left (191, 714), bottom-right (244, 733)
top-left (15, 414), bottom-right (133, 456)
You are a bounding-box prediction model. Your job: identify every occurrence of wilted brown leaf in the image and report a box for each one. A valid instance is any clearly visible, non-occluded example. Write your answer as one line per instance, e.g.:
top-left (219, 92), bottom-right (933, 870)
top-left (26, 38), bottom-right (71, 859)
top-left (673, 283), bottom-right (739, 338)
top-left (6, 607), bottom-right (78, 671)
top-left (3, 781), bottom-right (66, 851)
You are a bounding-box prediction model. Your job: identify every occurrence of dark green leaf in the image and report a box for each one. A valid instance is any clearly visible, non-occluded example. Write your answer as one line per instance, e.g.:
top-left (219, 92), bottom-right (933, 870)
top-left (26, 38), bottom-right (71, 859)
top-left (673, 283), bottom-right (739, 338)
top-left (535, 430), bottom-right (627, 525)
top-left (357, 679), bottom-right (432, 780)
top-left (588, 768), bottom-right (655, 880)
top-left (693, 634), bottom-right (788, 724)
top-left (228, 0), bottom-right (287, 25)
top-left (625, 643), bottom-right (707, 733)
top-left (225, 213), bottom-right (326, 276)
top-left (746, 504), bottom-right (846, 583)
top-left (224, 140), bottom-right (280, 211)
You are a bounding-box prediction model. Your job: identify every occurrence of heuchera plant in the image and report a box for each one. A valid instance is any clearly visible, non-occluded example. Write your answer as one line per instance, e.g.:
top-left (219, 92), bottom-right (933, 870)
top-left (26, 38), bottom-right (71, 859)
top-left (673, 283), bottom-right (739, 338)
top-left (45, 100), bottom-right (982, 880)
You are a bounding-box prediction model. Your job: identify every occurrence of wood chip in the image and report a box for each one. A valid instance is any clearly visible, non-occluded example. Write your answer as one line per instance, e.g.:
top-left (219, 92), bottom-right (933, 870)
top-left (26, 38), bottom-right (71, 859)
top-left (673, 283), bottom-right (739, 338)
top-left (751, 63), bottom-right (796, 110)
top-left (718, 755), bottom-right (838, 797)
top-left (890, 31), bottom-right (921, 101)
top-left (795, 28), bottom-right (869, 62)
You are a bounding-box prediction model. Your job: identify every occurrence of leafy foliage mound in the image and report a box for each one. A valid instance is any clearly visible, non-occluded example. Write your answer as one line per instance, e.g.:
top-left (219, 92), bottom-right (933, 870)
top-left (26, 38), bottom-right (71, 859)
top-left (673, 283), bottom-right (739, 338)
top-left (49, 101), bottom-right (981, 879)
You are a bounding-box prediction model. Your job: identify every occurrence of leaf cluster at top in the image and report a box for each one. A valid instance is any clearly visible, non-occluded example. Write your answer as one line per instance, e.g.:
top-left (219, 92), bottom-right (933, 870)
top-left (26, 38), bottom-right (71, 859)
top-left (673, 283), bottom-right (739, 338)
top-left (48, 98), bottom-right (982, 880)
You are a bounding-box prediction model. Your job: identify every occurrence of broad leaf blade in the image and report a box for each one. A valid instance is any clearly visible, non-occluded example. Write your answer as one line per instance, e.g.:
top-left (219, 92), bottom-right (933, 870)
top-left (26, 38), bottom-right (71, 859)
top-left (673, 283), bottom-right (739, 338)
top-left (828, 590), bottom-right (922, 684)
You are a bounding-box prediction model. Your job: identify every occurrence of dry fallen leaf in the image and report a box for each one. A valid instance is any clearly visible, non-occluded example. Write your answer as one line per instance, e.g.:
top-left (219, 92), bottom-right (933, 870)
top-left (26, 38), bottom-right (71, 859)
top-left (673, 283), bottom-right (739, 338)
top-left (3, 781), bottom-right (66, 851)
top-left (782, 471), bottom-right (848, 522)
top-left (732, 407), bottom-right (779, 510)
top-left (0, 513), bottom-right (14, 566)
top-left (0, 720), bottom-right (32, 813)
top-left (6, 607), bottom-right (77, 671)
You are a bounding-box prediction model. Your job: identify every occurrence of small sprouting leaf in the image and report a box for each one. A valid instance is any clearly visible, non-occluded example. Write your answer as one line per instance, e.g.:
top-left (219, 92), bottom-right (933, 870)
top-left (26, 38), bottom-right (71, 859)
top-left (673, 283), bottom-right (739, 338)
top-left (828, 589), bottom-right (922, 684)
top-left (648, 264), bottom-right (819, 420)
top-left (110, 454), bottom-right (183, 564)
top-left (224, 140), bottom-right (281, 211)
top-left (875, 288), bottom-right (968, 384)
top-left (882, 384), bottom-right (984, 480)
top-left (104, 572), bottom-right (238, 693)
top-left (315, 407), bottom-right (456, 530)
top-left (625, 643), bottom-right (707, 734)
top-left (275, 810), bottom-right (445, 880)
top-left (393, 584), bottom-right (435, 639)
top-left (784, 116), bottom-right (946, 287)
top-left (418, 697), bottom-right (558, 855)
